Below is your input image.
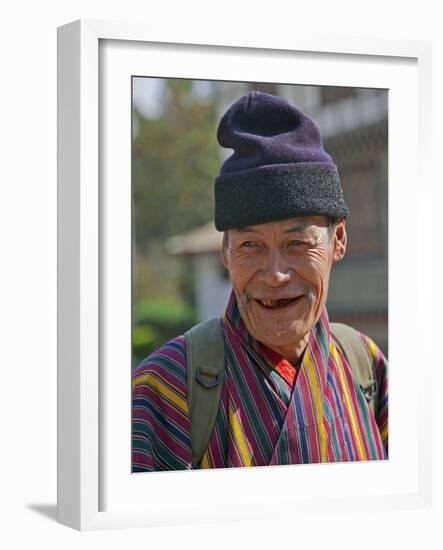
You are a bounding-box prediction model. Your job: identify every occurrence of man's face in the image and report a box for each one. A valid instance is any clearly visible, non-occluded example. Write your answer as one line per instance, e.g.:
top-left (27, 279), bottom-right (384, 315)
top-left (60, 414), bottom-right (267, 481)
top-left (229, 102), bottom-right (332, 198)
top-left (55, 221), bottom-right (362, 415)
top-left (222, 216), bottom-right (347, 359)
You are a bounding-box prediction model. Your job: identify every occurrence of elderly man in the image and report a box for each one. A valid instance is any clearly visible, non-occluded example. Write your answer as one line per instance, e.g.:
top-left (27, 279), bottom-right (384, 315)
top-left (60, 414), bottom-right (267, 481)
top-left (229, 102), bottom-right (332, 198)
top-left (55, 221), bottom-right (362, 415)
top-left (132, 91), bottom-right (388, 471)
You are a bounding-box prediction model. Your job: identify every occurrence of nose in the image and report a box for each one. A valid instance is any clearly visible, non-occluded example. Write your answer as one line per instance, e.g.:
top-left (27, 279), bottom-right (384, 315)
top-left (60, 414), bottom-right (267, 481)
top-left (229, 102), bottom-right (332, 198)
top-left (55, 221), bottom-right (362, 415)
top-left (259, 250), bottom-right (292, 287)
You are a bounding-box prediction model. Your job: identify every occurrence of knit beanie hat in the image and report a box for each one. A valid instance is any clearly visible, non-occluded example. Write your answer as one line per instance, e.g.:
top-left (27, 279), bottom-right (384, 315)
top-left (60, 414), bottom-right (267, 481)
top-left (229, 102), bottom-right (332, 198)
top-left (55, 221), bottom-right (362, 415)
top-left (214, 91), bottom-right (349, 231)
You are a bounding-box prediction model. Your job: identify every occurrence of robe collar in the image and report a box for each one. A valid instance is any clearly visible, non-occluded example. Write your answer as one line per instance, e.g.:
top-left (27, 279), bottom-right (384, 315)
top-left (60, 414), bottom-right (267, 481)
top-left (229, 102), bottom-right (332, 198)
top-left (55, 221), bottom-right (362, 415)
top-left (222, 289), bottom-right (330, 405)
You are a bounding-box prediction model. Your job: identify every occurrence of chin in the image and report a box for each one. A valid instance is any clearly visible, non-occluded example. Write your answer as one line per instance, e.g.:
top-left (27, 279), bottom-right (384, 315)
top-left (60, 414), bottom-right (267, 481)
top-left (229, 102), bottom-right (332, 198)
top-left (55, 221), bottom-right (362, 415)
top-left (252, 320), bottom-right (310, 347)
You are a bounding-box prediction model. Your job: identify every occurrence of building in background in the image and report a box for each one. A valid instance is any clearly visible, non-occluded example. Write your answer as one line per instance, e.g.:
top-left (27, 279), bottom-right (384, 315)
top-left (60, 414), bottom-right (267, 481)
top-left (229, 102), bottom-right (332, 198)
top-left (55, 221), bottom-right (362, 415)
top-left (168, 81), bottom-right (388, 356)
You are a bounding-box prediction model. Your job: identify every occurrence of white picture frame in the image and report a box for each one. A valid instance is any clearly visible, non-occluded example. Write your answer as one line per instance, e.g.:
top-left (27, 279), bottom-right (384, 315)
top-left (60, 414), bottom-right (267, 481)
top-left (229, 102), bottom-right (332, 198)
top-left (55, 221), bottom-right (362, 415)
top-left (57, 19), bottom-right (435, 531)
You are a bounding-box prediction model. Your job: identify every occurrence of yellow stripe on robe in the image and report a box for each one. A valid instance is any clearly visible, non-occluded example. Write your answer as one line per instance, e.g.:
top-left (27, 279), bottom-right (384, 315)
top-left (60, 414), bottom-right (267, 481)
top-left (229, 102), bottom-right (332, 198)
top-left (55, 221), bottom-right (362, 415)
top-left (367, 336), bottom-right (377, 360)
top-left (133, 373), bottom-right (188, 413)
top-left (229, 403), bottom-right (253, 467)
top-left (201, 452), bottom-right (210, 469)
top-left (330, 342), bottom-right (367, 461)
top-left (380, 423), bottom-right (388, 444)
top-left (304, 350), bottom-right (328, 462)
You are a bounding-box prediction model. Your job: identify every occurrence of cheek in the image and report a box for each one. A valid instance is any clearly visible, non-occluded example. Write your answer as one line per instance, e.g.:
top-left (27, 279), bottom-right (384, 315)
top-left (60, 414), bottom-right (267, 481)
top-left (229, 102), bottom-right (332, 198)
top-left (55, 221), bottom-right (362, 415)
top-left (226, 254), bottom-right (260, 288)
top-left (297, 252), bottom-right (332, 295)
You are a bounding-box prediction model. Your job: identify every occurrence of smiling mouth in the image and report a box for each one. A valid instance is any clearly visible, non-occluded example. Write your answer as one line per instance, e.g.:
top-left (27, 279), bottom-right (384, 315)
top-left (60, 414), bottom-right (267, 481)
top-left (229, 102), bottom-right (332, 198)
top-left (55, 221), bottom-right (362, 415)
top-left (255, 297), bottom-right (301, 309)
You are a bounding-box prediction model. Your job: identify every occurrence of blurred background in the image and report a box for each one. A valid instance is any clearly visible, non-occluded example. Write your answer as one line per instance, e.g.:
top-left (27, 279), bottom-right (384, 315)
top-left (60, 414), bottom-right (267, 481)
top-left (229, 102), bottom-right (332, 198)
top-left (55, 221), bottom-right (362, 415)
top-left (132, 78), bottom-right (388, 366)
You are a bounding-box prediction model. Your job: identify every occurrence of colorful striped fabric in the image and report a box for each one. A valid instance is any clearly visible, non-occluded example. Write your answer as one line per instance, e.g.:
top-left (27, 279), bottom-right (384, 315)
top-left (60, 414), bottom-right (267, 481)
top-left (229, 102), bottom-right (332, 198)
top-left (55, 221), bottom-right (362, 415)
top-left (132, 292), bottom-right (388, 471)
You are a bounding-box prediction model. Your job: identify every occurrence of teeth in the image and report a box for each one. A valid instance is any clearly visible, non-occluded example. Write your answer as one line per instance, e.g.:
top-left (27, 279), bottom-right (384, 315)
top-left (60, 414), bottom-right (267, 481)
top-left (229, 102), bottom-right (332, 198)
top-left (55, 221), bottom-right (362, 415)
top-left (261, 299), bottom-right (277, 307)
top-left (259, 298), bottom-right (296, 308)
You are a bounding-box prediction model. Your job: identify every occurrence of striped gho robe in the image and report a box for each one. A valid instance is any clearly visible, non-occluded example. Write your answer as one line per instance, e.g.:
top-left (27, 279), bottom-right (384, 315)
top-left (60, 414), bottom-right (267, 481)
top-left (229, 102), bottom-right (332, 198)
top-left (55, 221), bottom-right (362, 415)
top-left (132, 292), bottom-right (388, 471)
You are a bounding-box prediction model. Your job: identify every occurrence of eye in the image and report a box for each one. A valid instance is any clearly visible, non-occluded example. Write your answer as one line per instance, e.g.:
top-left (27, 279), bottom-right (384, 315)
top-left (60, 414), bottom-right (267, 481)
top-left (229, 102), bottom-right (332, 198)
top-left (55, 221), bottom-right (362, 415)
top-left (288, 240), bottom-right (303, 247)
top-left (240, 241), bottom-right (256, 248)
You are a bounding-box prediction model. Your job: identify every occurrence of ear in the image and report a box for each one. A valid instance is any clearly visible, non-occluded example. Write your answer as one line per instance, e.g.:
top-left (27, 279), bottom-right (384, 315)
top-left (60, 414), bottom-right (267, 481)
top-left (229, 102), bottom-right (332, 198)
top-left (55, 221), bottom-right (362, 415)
top-left (332, 219), bottom-right (347, 264)
top-left (221, 231), bottom-right (229, 269)
top-left (221, 247), bottom-right (228, 269)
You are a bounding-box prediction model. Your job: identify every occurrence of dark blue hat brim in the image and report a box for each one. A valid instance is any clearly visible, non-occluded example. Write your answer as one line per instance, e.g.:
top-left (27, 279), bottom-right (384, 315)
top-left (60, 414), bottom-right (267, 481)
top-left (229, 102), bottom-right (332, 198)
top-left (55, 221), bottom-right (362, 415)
top-left (214, 162), bottom-right (349, 231)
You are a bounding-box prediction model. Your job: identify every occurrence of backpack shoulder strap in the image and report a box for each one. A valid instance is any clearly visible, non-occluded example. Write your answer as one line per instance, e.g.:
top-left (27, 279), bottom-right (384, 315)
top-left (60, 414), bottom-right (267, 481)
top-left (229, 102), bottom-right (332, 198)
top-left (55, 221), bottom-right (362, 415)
top-left (184, 317), bottom-right (225, 468)
top-left (330, 322), bottom-right (378, 416)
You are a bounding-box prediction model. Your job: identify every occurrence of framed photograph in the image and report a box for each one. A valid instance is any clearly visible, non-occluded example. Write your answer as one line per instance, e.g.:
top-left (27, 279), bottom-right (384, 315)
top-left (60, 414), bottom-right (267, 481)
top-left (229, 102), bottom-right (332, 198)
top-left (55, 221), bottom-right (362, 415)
top-left (130, 76), bottom-right (389, 473)
top-left (57, 19), bottom-right (434, 531)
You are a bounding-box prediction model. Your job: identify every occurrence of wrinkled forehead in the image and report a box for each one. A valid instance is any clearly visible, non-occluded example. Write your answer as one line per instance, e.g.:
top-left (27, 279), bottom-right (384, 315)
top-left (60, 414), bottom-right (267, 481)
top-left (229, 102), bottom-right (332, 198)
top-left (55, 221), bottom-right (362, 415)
top-left (229, 216), bottom-right (330, 237)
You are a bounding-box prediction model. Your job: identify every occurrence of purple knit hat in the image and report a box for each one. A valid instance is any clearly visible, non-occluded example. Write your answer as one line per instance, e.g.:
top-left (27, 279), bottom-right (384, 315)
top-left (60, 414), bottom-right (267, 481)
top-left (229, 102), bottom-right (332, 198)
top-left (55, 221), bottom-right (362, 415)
top-left (214, 91), bottom-right (349, 231)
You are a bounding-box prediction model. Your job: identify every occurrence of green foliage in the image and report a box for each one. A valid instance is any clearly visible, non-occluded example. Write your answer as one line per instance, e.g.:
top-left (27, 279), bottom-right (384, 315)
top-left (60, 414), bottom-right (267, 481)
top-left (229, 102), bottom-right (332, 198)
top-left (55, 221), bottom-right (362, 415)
top-left (132, 79), bottom-right (219, 366)
top-left (132, 80), bottom-right (219, 248)
top-left (133, 295), bottom-right (197, 366)
top-left (135, 295), bottom-right (196, 327)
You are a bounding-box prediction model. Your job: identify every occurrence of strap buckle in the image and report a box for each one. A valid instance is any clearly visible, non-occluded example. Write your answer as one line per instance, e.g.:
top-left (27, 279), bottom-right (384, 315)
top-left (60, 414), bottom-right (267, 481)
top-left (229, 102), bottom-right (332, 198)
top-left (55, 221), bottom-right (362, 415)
top-left (195, 366), bottom-right (222, 389)
top-left (361, 379), bottom-right (378, 402)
